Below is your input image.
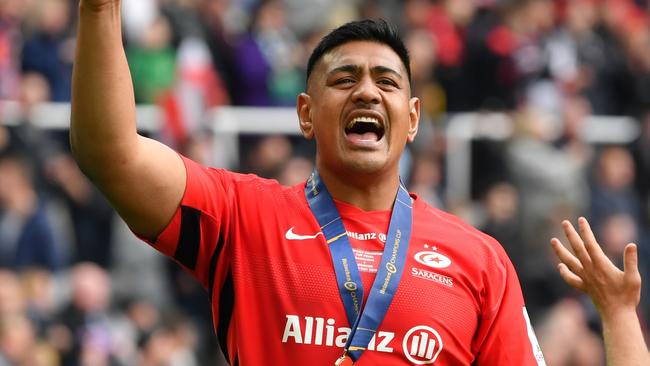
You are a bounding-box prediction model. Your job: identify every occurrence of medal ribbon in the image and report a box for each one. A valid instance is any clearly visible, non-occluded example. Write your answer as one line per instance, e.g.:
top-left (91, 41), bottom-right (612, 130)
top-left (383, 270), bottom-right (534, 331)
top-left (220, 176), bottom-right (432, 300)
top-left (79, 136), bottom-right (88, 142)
top-left (305, 170), bottom-right (413, 362)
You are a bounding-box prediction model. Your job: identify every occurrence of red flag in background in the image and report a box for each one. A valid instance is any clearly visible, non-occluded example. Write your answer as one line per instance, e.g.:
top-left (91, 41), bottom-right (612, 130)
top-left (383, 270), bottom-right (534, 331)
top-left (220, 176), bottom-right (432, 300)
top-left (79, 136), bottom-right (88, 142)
top-left (159, 37), bottom-right (229, 149)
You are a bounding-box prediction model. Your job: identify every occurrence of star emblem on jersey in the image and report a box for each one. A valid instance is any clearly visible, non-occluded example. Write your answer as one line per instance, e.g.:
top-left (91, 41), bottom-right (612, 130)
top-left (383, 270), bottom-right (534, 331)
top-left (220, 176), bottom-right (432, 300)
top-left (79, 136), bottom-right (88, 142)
top-left (285, 227), bottom-right (323, 241)
top-left (414, 250), bottom-right (452, 269)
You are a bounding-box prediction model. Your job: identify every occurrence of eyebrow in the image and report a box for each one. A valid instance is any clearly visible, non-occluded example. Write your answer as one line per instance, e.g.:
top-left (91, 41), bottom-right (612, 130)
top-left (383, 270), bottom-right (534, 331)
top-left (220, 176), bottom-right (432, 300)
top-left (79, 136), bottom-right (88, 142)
top-left (372, 65), bottom-right (403, 80)
top-left (327, 64), bottom-right (403, 80)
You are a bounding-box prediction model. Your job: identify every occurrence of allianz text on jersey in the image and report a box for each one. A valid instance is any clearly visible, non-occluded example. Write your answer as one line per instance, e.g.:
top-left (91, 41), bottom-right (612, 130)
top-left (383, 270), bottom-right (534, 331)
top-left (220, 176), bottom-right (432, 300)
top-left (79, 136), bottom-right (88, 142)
top-left (282, 314), bottom-right (444, 364)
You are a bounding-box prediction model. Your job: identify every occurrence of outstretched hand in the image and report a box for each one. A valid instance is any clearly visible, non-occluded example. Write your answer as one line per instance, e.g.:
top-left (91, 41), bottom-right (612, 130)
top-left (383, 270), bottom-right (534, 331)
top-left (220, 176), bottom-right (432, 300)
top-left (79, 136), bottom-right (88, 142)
top-left (550, 217), bottom-right (641, 317)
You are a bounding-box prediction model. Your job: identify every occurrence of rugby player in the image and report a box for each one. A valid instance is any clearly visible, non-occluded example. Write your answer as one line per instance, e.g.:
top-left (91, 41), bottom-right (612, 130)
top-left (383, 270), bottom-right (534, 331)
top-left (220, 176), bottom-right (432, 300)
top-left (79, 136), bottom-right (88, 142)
top-left (71, 1), bottom-right (546, 364)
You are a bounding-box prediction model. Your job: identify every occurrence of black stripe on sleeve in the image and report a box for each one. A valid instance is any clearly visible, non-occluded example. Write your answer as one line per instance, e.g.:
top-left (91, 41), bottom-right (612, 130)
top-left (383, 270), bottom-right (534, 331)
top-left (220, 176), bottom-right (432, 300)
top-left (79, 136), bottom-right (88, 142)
top-left (173, 206), bottom-right (201, 270)
top-left (208, 230), bottom-right (226, 299)
top-left (217, 271), bottom-right (235, 363)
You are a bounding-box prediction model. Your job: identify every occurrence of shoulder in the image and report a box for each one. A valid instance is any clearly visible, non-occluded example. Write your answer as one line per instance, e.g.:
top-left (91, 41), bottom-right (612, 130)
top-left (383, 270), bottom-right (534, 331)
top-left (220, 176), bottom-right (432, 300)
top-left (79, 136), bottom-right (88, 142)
top-left (184, 156), bottom-right (294, 192)
top-left (182, 156), bottom-right (307, 209)
top-left (412, 196), bottom-right (509, 262)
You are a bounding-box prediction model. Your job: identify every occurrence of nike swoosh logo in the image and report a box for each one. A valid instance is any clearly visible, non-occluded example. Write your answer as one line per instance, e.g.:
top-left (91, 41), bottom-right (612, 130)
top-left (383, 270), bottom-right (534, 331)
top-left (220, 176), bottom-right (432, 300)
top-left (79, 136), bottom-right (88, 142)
top-left (285, 227), bottom-right (323, 241)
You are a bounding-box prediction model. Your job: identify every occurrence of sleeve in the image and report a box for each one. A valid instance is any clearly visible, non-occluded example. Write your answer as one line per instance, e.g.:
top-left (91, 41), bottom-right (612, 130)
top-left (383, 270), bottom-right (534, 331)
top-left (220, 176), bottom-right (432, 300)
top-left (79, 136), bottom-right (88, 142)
top-left (472, 237), bottom-right (547, 366)
top-left (139, 155), bottom-right (238, 295)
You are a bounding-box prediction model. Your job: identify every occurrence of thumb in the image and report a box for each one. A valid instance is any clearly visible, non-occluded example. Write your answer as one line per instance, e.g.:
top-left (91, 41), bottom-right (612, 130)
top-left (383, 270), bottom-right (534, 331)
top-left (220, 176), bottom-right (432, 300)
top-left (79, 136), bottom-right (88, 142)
top-left (623, 243), bottom-right (641, 285)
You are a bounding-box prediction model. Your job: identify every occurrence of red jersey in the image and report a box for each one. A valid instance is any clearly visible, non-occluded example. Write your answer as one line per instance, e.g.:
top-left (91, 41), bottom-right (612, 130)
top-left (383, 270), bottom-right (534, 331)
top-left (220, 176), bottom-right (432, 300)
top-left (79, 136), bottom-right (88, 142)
top-left (145, 157), bottom-right (546, 365)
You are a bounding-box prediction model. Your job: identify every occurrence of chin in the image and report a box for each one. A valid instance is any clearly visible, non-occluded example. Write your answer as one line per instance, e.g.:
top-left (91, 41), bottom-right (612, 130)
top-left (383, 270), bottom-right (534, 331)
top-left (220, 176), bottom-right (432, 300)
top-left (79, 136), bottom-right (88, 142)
top-left (341, 155), bottom-right (388, 174)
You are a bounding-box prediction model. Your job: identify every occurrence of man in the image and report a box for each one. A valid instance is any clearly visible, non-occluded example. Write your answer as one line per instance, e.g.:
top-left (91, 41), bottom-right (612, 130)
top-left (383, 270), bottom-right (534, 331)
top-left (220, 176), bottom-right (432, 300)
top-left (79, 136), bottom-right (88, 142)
top-left (71, 1), bottom-right (546, 364)
top-left (551, 217), bottom-right (650, 366)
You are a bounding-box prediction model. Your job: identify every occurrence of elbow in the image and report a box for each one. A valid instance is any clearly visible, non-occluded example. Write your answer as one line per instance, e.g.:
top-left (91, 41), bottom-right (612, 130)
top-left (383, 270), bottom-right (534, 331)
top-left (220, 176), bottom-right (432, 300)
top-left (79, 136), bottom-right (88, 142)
top-left (69, 129), bottom-right (80, 161)
top-left (68, 128), bottom-right (140, 183)
top-left (69, 129), bottom-right (90, 174)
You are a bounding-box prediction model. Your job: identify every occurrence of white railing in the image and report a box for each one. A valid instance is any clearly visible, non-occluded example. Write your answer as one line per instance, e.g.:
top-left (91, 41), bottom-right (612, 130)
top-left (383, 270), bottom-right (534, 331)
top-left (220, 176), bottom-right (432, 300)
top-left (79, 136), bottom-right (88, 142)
top-left (444, 112), bottom-right (640, 203)
top-left (0, 101), bottom-right (640, 203)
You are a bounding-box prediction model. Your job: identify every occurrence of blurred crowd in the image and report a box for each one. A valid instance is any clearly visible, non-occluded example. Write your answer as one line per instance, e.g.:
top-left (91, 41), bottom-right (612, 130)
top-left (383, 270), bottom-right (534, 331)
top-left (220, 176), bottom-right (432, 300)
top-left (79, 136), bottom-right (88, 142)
top-left (2, 0), bottom-right (650, 365)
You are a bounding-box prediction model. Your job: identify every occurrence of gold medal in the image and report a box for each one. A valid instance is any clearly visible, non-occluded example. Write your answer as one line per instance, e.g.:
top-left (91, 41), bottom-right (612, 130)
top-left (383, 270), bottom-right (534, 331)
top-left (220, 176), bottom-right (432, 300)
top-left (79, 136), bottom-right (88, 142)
top-left (334, 352), bottom-right (354, 366)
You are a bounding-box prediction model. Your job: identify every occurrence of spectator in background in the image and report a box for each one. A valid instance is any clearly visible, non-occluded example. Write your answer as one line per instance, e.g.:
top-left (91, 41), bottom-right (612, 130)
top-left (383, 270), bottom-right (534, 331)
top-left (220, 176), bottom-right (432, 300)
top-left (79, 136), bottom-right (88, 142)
top-left (232, 0), bottom-right (303, 106)
top-left (7, 72), bottom-right (61, 190)
top-left (403, 29), bottom-right (444, 119)
top-left (614, 1), bottom-right (650, 116)
top-left (159, 0), bottom-right (204, 42)
top-left (0, 269), bottom-right (26, 320)
top-left (0, 315), bottom-right (43, 365)
top-left (276, 155), bottom-right (313, 186)
top-left (137, 315), bottom-right (198, 366)
top-left (506, 106), bottom-right (589, 318)
top-left (555, 95), bottom-right (594, 168)
top-left (195, 0), bottom-right (239, 102)
top-left (20, 269), bottom-right (57, 341)
top-left (6, 70), bottom-right (114, 269)
top-left (53, 263), bottom-right (118, 366)
top-left (631, 109), bottom-right (650, 325)
top-left (598, 213), bottom-right (641, 282)
top-left (0, 153), bottom-right (60, 271)
top-left (426, 0), bottom-right (476, 112)
top-left (243, 135), bottom-right (292, 178)
top-left (126, 14), bottom-right (177, 104)
top-left (634, 111), bottom-right (650, 224)
top-left (159, 36), bottom-right (230, 149)
top-left (21, 0), bottom-right (74, 102)
top-left (480, 182), bottom-right (523, 270)
top-left (462, 0), bottom-right (554, 111)
top-left (0, 0), bottom-right (24, 100)
top-left (124, 299), bottom-right (159, 351)
top-left (2, 70), bottom-right (116, 270)
top-left (589, 146), bottom-right (642, 230)
top-left (121, 0), bottom-right (157, 46)
top-left (45, 154), bottom-right (115, 267)
top-left (426, 0), bottom-right (475, 71)
top-left (545, 0), bottom-right (624, 116)
top-left (408, 154), bottom-right (444, 209)
top-left (0, 270), bottom-right (59, 366)
top-left (535, 298), bottom-right (604, 366)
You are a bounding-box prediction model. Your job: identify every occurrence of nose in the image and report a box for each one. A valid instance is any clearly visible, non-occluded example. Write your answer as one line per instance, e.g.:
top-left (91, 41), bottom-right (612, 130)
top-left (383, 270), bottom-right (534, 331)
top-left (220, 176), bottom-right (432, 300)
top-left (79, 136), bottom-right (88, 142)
top-left (351, 76), bottom-right (380, 105)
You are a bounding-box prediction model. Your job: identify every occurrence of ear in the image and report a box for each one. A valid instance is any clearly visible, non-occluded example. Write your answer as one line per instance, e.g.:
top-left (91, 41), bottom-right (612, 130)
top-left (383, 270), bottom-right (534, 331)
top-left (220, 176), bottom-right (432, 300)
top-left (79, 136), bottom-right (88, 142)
top-left (407, 97), bottom-right (420, 143)
top-left (297, 93), bottom-right (314, 139)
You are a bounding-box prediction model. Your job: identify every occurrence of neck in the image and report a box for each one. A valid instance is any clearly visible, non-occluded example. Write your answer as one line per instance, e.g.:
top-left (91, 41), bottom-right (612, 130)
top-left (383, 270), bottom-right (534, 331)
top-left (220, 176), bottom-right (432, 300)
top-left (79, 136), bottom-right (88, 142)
top-left (316, 164), bottom-right (400, 211)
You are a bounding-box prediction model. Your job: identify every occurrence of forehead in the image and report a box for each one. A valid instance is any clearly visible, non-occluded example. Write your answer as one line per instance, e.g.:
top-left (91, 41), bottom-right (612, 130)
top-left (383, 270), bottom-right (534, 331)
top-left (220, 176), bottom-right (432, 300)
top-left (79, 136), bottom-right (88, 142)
top-left (318, 41), bottom-right (406, 75)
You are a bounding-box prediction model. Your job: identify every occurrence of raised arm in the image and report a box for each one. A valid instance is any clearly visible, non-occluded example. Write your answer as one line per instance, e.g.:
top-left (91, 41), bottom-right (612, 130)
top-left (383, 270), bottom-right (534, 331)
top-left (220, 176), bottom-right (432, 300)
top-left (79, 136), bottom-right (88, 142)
top-left (71, 0), bottom-right (185, 239)
top-left (551, 217), bottom-right (650, 366)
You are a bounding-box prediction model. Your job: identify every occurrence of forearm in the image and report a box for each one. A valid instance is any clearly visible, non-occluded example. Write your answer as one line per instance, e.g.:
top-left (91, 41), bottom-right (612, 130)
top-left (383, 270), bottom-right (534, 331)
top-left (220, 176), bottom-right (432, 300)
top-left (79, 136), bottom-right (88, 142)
top-left (601, 308), bottom-right (650, 366)
top-left (70, 1), bottom-right (138, 177)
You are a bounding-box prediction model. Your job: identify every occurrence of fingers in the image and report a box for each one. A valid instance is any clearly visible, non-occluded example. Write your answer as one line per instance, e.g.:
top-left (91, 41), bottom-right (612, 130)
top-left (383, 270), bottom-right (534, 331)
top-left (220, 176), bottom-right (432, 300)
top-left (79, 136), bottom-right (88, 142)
top-left (577, 217), bottom-right (606, 260)
top-left (550, 237), bottom-right (584, 275)
top-left (623, 243), bottom-right (641, 283)
top-left (561, 220), bottom-right (592, 268)
top-left (557, 263), bottom-right (585, 291)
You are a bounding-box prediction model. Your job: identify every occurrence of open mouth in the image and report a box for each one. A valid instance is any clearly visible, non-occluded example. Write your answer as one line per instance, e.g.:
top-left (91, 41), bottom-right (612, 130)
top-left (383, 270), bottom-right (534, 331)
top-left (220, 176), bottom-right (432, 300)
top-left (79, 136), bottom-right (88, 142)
top-left (344, 116), bottom-right (385, 142)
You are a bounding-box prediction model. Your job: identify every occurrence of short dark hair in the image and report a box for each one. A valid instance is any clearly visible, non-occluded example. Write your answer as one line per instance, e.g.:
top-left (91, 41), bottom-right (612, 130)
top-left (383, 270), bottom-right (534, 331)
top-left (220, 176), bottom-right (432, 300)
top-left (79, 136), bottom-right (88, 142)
top-left (306, 19), bottom-right (411, 85)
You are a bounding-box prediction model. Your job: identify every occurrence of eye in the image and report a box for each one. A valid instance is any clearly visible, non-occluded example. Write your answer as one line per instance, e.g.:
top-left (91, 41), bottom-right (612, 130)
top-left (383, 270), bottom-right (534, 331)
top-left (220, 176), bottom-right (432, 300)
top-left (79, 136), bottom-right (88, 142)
top-left (378, 78), bottom-right (398, 87)
top-left (335, 77), bottom-right (356, 85)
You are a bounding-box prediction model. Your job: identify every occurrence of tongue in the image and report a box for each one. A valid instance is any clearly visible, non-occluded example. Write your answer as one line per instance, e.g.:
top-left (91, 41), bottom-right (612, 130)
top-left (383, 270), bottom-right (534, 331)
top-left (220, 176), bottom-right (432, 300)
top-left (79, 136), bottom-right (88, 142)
top-left (347, 132), bottom-right (379, 143)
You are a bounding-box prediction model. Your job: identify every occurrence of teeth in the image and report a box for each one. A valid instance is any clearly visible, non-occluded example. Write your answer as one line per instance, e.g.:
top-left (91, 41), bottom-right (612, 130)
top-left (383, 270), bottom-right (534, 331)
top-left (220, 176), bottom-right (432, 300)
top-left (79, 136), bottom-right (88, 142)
top-left (347, 116), bottom-right (380, 129)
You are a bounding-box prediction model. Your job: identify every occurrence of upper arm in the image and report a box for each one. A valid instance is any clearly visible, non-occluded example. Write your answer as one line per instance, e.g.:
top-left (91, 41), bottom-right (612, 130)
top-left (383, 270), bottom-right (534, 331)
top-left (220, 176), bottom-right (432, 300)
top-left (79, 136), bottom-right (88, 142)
top-left (78, 134), bottom-right (186, 240)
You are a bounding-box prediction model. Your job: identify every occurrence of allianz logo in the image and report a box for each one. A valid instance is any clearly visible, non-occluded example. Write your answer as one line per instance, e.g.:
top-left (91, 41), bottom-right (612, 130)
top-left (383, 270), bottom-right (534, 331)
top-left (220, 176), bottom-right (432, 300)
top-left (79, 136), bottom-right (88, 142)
top-left (282, 314), bottom-right (443, 364)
